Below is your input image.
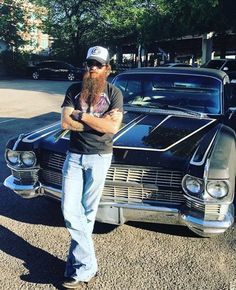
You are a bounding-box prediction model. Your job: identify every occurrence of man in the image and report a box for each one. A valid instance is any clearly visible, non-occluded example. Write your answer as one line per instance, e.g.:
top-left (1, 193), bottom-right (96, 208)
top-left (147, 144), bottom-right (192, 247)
top-left (60, 46), bottom-right (123, 289)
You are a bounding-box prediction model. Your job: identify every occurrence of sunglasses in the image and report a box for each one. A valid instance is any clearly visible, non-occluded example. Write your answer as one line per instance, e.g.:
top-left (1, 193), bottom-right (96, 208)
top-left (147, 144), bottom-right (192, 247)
top-left (86, 61), bottom-right (106, 69)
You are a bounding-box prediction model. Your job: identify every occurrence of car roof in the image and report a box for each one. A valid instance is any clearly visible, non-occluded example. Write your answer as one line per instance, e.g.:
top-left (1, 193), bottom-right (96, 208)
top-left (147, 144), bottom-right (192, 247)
top-left (209, 58), bottom-right (236, 61)
top-left (38, 60), bottom-right (67, 63)
top-left (117, 67), bottom-right (227, 80)
top-left (160, 62), bottom-right (191, 67)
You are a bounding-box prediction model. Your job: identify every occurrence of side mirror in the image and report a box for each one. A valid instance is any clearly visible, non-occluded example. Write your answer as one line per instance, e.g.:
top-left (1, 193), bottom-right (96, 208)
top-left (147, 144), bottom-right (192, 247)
top-left (228, 107), bottom-right (236, 119)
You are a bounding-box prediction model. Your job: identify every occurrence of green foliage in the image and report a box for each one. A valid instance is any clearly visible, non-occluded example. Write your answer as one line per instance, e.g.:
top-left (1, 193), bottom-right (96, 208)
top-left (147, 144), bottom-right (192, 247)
top-left (0, 0), bottom-right (26, 49)
top-left (32, 0), bottom-right (236, 62)
top-left (33, 0), bottom-right (109, 64)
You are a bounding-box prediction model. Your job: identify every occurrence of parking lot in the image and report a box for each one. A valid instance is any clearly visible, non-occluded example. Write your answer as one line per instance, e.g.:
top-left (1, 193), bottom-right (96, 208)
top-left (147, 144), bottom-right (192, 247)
top-left (0, 79), bottom-right (236, 290)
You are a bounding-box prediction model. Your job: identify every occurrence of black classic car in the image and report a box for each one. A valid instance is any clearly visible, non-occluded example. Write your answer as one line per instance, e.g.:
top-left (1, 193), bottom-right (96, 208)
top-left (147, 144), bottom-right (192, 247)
top-left (28, 60), bottom-right (84, 81)
top-left (4, 67), bottom-right (236, 237)
top-left (201, 59), bottom-right (236, 81)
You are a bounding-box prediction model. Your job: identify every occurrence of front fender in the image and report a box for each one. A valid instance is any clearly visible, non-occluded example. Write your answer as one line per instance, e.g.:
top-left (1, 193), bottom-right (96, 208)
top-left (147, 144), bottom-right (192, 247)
top-left (206, 125), bottom-right (236, 201)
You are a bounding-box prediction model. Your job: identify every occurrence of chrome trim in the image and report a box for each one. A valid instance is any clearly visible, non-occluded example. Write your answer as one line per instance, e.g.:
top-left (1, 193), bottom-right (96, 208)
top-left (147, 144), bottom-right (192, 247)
top-left (150, 115), bottom-right (171, 133)
top-left (43, 185), bottom-right (62, 200)
top-left (97, 201), bottom-right (234, 237)
top-left (99, 201), bottom-right (179, 213)
top-left (13, 134), bottom-right (24, 151)
top-left (181, 205), bottom-right (234, 237)
top-left (22, 123), bottom-right (59, 143)
top-left (203, 158), bottom-right (210, 181)
top-left (6, 163), bottom-right (40, 171)
top-left (3, 176), bottom-right (42, 198)
top-left (190, 131), bottom-right (217, 166)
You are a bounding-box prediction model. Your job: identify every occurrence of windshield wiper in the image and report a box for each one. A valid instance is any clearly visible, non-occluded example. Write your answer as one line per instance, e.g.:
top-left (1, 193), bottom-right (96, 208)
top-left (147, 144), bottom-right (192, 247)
top-left (163, 104), bottom-right (207, 117)
top-left (126, 100), bottom-right (165, 108)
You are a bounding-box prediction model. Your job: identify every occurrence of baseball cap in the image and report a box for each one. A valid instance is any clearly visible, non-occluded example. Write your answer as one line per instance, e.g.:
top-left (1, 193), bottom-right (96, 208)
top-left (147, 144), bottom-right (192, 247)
top-left (86, 46), bottom-right (110, 65)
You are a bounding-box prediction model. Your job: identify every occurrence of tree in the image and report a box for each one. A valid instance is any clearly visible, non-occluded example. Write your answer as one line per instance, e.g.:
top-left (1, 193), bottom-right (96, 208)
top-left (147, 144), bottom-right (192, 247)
top-left (0, 0), bottom-right (27, 50)
top-left (0, 0), bottom-right (46, 51)
top-left (33, 0), bottom-right (112, 64)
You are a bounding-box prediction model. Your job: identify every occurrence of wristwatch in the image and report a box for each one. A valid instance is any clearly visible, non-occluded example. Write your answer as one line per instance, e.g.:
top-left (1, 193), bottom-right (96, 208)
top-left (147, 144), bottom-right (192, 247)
top-left (77, 111), bottom-right (84, 121)
top-left (70, 111), bottom-right (84, 121)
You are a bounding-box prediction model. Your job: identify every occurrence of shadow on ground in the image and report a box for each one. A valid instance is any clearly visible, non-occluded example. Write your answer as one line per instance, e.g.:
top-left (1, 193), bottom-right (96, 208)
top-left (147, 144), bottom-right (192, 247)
top-left (0, 225), bottom-right (66, 289)
top-left (127, 221), bottom-right (200, 238)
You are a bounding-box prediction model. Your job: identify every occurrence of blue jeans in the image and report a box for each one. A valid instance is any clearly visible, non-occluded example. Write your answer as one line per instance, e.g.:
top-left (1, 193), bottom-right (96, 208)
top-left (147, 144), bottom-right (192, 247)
top-left (61, 152), bottom-right (112, 282)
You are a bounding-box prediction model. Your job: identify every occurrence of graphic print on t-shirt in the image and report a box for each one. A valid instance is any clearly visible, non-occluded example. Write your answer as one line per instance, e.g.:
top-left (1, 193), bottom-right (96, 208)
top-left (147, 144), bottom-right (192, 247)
top-left (80, 93), bottom-right (111, 117)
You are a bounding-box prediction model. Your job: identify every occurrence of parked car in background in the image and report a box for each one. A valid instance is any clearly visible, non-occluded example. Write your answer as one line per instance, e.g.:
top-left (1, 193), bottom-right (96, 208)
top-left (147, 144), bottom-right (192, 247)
top-left (201, 59), bottom-right (236, 81)
top-left (160, 62), bottom-right (192, 67)
top-left (28, 60), bottom-right (84, 81)
top-left (4, 67), bottom-right (236, 237)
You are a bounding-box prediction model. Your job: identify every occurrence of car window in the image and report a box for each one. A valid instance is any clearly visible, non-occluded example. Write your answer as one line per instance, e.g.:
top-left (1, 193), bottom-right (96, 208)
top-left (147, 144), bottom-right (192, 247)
top-left (57, 62), bottom-right (68, 69)
top-left (174, 64), bottom-right (191, 67)
top-left (38, 62), bottom-right (48, 68)
top-left (49, 62), bottom-right (59, 69)
top-left (113, 73), bottom-right (221, 114)
top-left (204, 60), bottom-right (225, 69)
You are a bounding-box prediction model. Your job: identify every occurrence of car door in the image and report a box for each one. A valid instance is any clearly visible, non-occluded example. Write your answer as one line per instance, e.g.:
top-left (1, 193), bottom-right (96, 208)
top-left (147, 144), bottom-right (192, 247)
top-left (37, 62), bottom-right (50, 78)
top-left (57, 62), bottom-right (70, 79)
top-left (224, 82), bottom-right (236, 132)
top-left (47, 62), bottom-right (59, 78)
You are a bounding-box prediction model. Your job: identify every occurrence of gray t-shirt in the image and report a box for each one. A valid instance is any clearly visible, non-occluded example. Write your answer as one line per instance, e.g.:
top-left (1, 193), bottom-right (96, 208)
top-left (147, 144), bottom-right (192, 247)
top-left (61, 81), bottom-right (123, 154)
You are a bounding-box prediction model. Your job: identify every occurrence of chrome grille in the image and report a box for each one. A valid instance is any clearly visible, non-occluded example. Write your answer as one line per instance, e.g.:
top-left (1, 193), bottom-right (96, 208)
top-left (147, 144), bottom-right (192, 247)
top-left (40, 150), bottom-right (184, 205)
top-left (12, 169), bottom-right (38, 185)
top-left (41, 169), bottom-right (62, 188)
top-left (186, 200), bottom-right (222, 218)
top-left (40, 151), bottom-right (65, 170)
top-left (106, 166), bottom-right (182, 188)
top-left (102, 185), bottom-right (184, 204)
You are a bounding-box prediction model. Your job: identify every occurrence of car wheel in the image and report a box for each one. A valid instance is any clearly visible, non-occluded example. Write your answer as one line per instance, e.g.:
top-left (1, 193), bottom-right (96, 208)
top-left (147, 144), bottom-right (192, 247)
top-left (67, 73), bottom-right (75, 81)
top-left (32, 71), bottom-right (39, 80)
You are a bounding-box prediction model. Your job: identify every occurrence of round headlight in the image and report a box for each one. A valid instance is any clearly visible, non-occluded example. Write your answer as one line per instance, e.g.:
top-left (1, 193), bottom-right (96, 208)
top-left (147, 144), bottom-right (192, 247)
top-left (20, 151), bottom-right (36, 167)
top-left (206, 180), bottom-right (228, 199)
top-left (6, 150), bottom-right (19, 165)
top-left (183, 175), bottom-right (204, 195)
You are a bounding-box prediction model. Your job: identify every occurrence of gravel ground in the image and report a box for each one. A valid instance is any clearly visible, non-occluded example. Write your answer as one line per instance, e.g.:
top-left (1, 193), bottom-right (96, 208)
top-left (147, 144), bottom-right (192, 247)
top-left (0, 79), bottom-right (236, 290)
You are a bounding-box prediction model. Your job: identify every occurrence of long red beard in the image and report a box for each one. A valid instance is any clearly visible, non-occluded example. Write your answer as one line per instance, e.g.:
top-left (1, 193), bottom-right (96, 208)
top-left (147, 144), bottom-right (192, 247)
top-left (80, 70), bottom-right (107, 106)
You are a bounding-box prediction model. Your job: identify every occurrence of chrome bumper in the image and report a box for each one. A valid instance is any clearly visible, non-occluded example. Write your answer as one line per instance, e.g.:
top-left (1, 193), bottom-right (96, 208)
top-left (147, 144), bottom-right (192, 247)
top-left (4, 175), bottom-right (234, 237)
top-left (97, 202), bottom-right (234, 237)
top-left (4, 176), bottom-right (43, 199)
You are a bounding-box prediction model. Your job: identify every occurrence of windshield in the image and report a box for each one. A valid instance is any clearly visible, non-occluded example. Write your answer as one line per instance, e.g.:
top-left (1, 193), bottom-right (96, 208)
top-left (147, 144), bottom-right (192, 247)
top-left (203, 60), bottom-right (225, 69)
top-left (113, 73), bottom-right (221, 114)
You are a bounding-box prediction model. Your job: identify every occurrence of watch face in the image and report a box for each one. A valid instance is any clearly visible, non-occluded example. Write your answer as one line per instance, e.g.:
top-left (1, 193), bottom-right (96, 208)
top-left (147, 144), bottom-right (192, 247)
top-left (79, 112), bottom-right (83, 120)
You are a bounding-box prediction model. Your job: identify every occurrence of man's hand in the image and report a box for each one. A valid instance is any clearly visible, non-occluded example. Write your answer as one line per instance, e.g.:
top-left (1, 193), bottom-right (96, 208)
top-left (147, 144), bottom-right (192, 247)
top-left (61, 107), bottom-right (85, 131)
top-left (81, 108), bottom-right (123, 134)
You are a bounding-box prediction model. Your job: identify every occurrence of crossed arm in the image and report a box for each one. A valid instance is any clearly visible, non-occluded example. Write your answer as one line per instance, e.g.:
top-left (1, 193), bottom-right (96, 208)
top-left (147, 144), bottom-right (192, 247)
top-left (61, 107), bottom-right (123, 134)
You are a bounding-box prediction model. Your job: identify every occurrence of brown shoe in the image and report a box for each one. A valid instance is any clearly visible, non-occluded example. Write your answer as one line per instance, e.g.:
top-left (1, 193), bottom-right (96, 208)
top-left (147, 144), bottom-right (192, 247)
top-left (62, 273), bottom-right (98, 289)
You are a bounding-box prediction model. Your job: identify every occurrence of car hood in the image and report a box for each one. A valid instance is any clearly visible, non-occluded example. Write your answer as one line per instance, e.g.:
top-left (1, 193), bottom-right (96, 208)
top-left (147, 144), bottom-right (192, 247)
top-left (114, 111), bottom-right (215, 150)
top-left (112, 110), bottom-right (218, 169)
